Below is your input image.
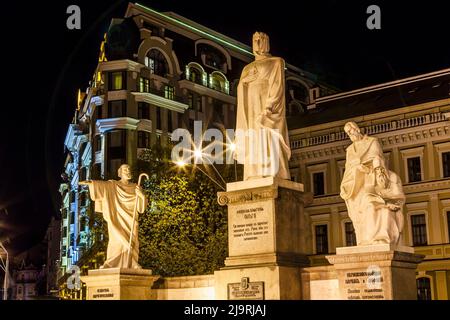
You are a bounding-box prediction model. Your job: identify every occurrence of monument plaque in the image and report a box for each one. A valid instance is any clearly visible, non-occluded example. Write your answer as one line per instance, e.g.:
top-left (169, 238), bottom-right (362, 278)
top-left (228, 278), bottom-right (264, 300)
top-left (228, 201), bottom-right (273, 256)
top-left (343, 265), bottom-right (385, 300)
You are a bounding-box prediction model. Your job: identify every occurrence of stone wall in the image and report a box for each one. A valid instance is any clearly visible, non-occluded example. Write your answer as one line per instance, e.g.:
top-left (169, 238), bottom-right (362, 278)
top-left (151, 275), bottom-right (215, 300)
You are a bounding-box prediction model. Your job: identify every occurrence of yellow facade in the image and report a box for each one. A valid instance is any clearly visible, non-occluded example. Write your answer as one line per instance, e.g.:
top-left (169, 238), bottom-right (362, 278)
top-left (289, 70), bottom-right (450, 299)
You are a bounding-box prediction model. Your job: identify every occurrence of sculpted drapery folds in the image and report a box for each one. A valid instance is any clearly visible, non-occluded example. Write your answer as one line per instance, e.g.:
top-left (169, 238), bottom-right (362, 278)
top-left (80, 164), bottom-right (147, 269)
top-left (235, 32), bottom-right (291, 181)
top-left (340, 122), bottom-right (405, 246)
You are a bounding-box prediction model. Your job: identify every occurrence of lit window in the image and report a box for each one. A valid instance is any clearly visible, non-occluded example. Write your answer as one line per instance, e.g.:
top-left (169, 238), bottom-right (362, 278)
top-left (417, 278), bottom-right (432, 300)
top-left (447, 211), bottom-right (450, 242)
top-left (196, 96), bottom-right (203, 112)
top-left (108, 100), bottom-right (126, 118)
top-left (345, 221), bottom-right (356, 246)
top-left (312, 172), bottom-right (325, 196)
top-left (168, 111), bottom-right (173, 133)
top-left (139, 77), bottom-right (150, 93)
top-left (94, 135), bottom-right (102, 152)
top-left (407, 157), bottom-right (422, 182)
top-left (146, 49), bottom-right (168, 77)
top-left (164, 85), bottom-right (174, 100)
top-left (315, 225), bottom-right (328, 254)
top-left (156, 107), bottom-right (162, 130)
top-left (210, 72), bottom-right (228, 93)
top-left (411, 214), bottom-right (427, 246)
top-left (95, 105), bottom-right (103, 119)
top-left (108, 71), bottom-right (125, 90)
top-left (442, 152), bottom-right (450, 178)
top-left (188, 93), bottom-right (193, 109)
top-left (108, 130), bottom-right (125, 148)
top-left (138, 102), bottom-right (150, 120)
top-left (137, 131), bottom-right (150, 148)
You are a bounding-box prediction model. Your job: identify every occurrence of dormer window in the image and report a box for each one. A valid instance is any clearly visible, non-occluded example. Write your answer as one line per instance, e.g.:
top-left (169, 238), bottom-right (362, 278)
top-left (198, 44), bottom-right (226, 72)
top-left (145, 49), bottom-right (168, 77)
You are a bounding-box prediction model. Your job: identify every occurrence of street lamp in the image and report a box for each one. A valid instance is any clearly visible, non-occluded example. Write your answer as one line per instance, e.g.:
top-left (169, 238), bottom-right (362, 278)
top-left (174, 158), bottom-right (225, 191)
top-left (0, 241), bottom-right (9, 300)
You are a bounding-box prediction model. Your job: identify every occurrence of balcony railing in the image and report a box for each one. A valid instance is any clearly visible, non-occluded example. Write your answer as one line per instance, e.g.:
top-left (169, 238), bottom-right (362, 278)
top-left (291, 112), bottom-right (448, 149)
top-left (182, 73), bottom-right (230, 95)
top-left (136, 86), bottom-right (187, 105)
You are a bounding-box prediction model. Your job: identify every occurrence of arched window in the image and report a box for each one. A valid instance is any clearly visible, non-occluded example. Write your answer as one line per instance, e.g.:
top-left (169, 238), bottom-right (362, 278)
top-left (210, 72), bottom-right (229, 94)
top-left (286, 80), bottom-right (309, 104)
top-left (417, 277), bottom-right (432, 300)
top-left (198, 44), bottom-right (226, 71)
top-left (186, 63), bottom-right (205, 85)
top-left (145, 49), bottom-right (169, 77)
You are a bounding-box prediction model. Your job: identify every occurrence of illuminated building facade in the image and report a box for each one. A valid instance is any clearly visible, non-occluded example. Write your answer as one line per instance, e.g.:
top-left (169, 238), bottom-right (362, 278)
top-left (288, 69), bottom-right (450, 300)
top-left (57, 2), bottom-right (331, 295)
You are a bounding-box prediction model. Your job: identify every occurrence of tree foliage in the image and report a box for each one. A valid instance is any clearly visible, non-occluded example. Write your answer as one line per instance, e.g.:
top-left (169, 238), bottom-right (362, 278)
top-left (136, 145), bottom-right (233, 276)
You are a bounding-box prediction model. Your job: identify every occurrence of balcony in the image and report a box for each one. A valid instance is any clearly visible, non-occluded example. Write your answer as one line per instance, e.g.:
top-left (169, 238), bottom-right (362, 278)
top-left (132, 90), bottom-right (189, 113)
top-left (179, 73), bottom-right (236, 105)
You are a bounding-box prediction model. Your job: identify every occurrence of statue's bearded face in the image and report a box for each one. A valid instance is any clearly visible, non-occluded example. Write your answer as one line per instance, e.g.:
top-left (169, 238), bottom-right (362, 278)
top-left (345, 126), bottom-right (361, 142)
top-left (119, 165), bottom-right (132, 180)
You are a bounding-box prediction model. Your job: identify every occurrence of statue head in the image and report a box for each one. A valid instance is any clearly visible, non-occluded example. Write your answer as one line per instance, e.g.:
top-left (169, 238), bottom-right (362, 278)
top-left (344, 121), bottom-right (364, 142)
top-left (252, 32), bottom-right (270, 57)
top-left (118, 164), bottom-right (132, 181)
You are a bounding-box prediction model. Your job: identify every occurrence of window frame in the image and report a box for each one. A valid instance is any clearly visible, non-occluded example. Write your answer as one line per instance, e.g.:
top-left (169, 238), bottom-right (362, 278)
top-left (435, 142), bottom-right (450, 178)
top-left (408, 212), bottom-right (429, 246)
top-left (308, 163), bottom-right (328, 196)
top-left (314, 223), bottom-right (329, 255)
top-left (400, 146), bottom-right (425, 183)
top-left (108, 71), bottom-right (126, 91)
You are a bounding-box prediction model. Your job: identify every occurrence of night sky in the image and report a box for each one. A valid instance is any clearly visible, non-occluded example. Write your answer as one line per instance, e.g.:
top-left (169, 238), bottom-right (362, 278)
top-left (0, 0), bottom-right (449, 256)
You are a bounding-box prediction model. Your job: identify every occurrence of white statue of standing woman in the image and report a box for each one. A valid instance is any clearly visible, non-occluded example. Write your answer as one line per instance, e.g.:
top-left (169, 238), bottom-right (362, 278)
top-left (79, 164), bottom-right (147, 269)
top-left (340, 122), bottom-right (405, 246)
top-left (235, 32), bottom-right (291, 181)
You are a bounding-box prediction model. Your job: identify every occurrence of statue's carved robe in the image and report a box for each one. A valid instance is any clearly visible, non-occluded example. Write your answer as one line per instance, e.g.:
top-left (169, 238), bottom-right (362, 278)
top-left (88, 180), bottom-right (147, 268)
top-left (340, 136), bottom-right (405, 245)
top-left (236, 56), bottom-right (291, 180)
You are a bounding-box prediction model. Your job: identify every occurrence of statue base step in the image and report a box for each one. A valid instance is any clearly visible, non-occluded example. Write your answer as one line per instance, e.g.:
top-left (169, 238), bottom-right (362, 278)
top-left (81, 268), bottom-right (159, 300)
top-left (326, 246), bottom-right (424, 300)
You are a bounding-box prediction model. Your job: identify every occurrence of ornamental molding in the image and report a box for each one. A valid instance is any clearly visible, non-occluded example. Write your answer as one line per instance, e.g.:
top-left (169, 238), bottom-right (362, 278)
top-left (98, 59), bottom-right (144, 72)
top-left (132, 92), bottom-right (189, 113)
top-left (291, 122), bottom-right (450, 162)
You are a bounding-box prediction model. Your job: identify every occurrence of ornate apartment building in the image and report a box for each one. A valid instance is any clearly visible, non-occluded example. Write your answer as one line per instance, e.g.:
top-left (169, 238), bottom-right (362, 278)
top-left (288, 68), bottom-right (450, 300)
top-left (58, 2), bottom-right (332, 293)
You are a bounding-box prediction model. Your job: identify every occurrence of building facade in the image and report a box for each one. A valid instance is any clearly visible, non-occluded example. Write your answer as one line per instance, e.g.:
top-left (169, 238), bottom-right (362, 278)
top-left (58, 2), bottom-right (330, 294)
top-left (288, 68), bottom-right (450, 300)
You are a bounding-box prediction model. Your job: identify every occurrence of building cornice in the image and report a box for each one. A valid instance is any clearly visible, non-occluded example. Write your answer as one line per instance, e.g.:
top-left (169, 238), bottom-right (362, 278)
top-left (305, 179), bottom-right (450, 210)
top-left (315, 68), bottom-right (450, 104)
top-left (98, 60), bottom-right (144, 72)
top-left (96, 117), bottom-right (140, 134)
top-left (291, 114), bottom-right (450, 162)
top-left (132, 92), bottom-right (189, 113)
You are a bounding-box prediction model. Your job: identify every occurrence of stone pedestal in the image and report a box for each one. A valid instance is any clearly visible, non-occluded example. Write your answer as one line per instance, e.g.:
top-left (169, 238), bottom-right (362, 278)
top-left (214, 177), bottom-right (311, 300)
top-left (81, 268), bottom-right (159, 300)
top-left (326, 244), bottom-right (424, 300)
